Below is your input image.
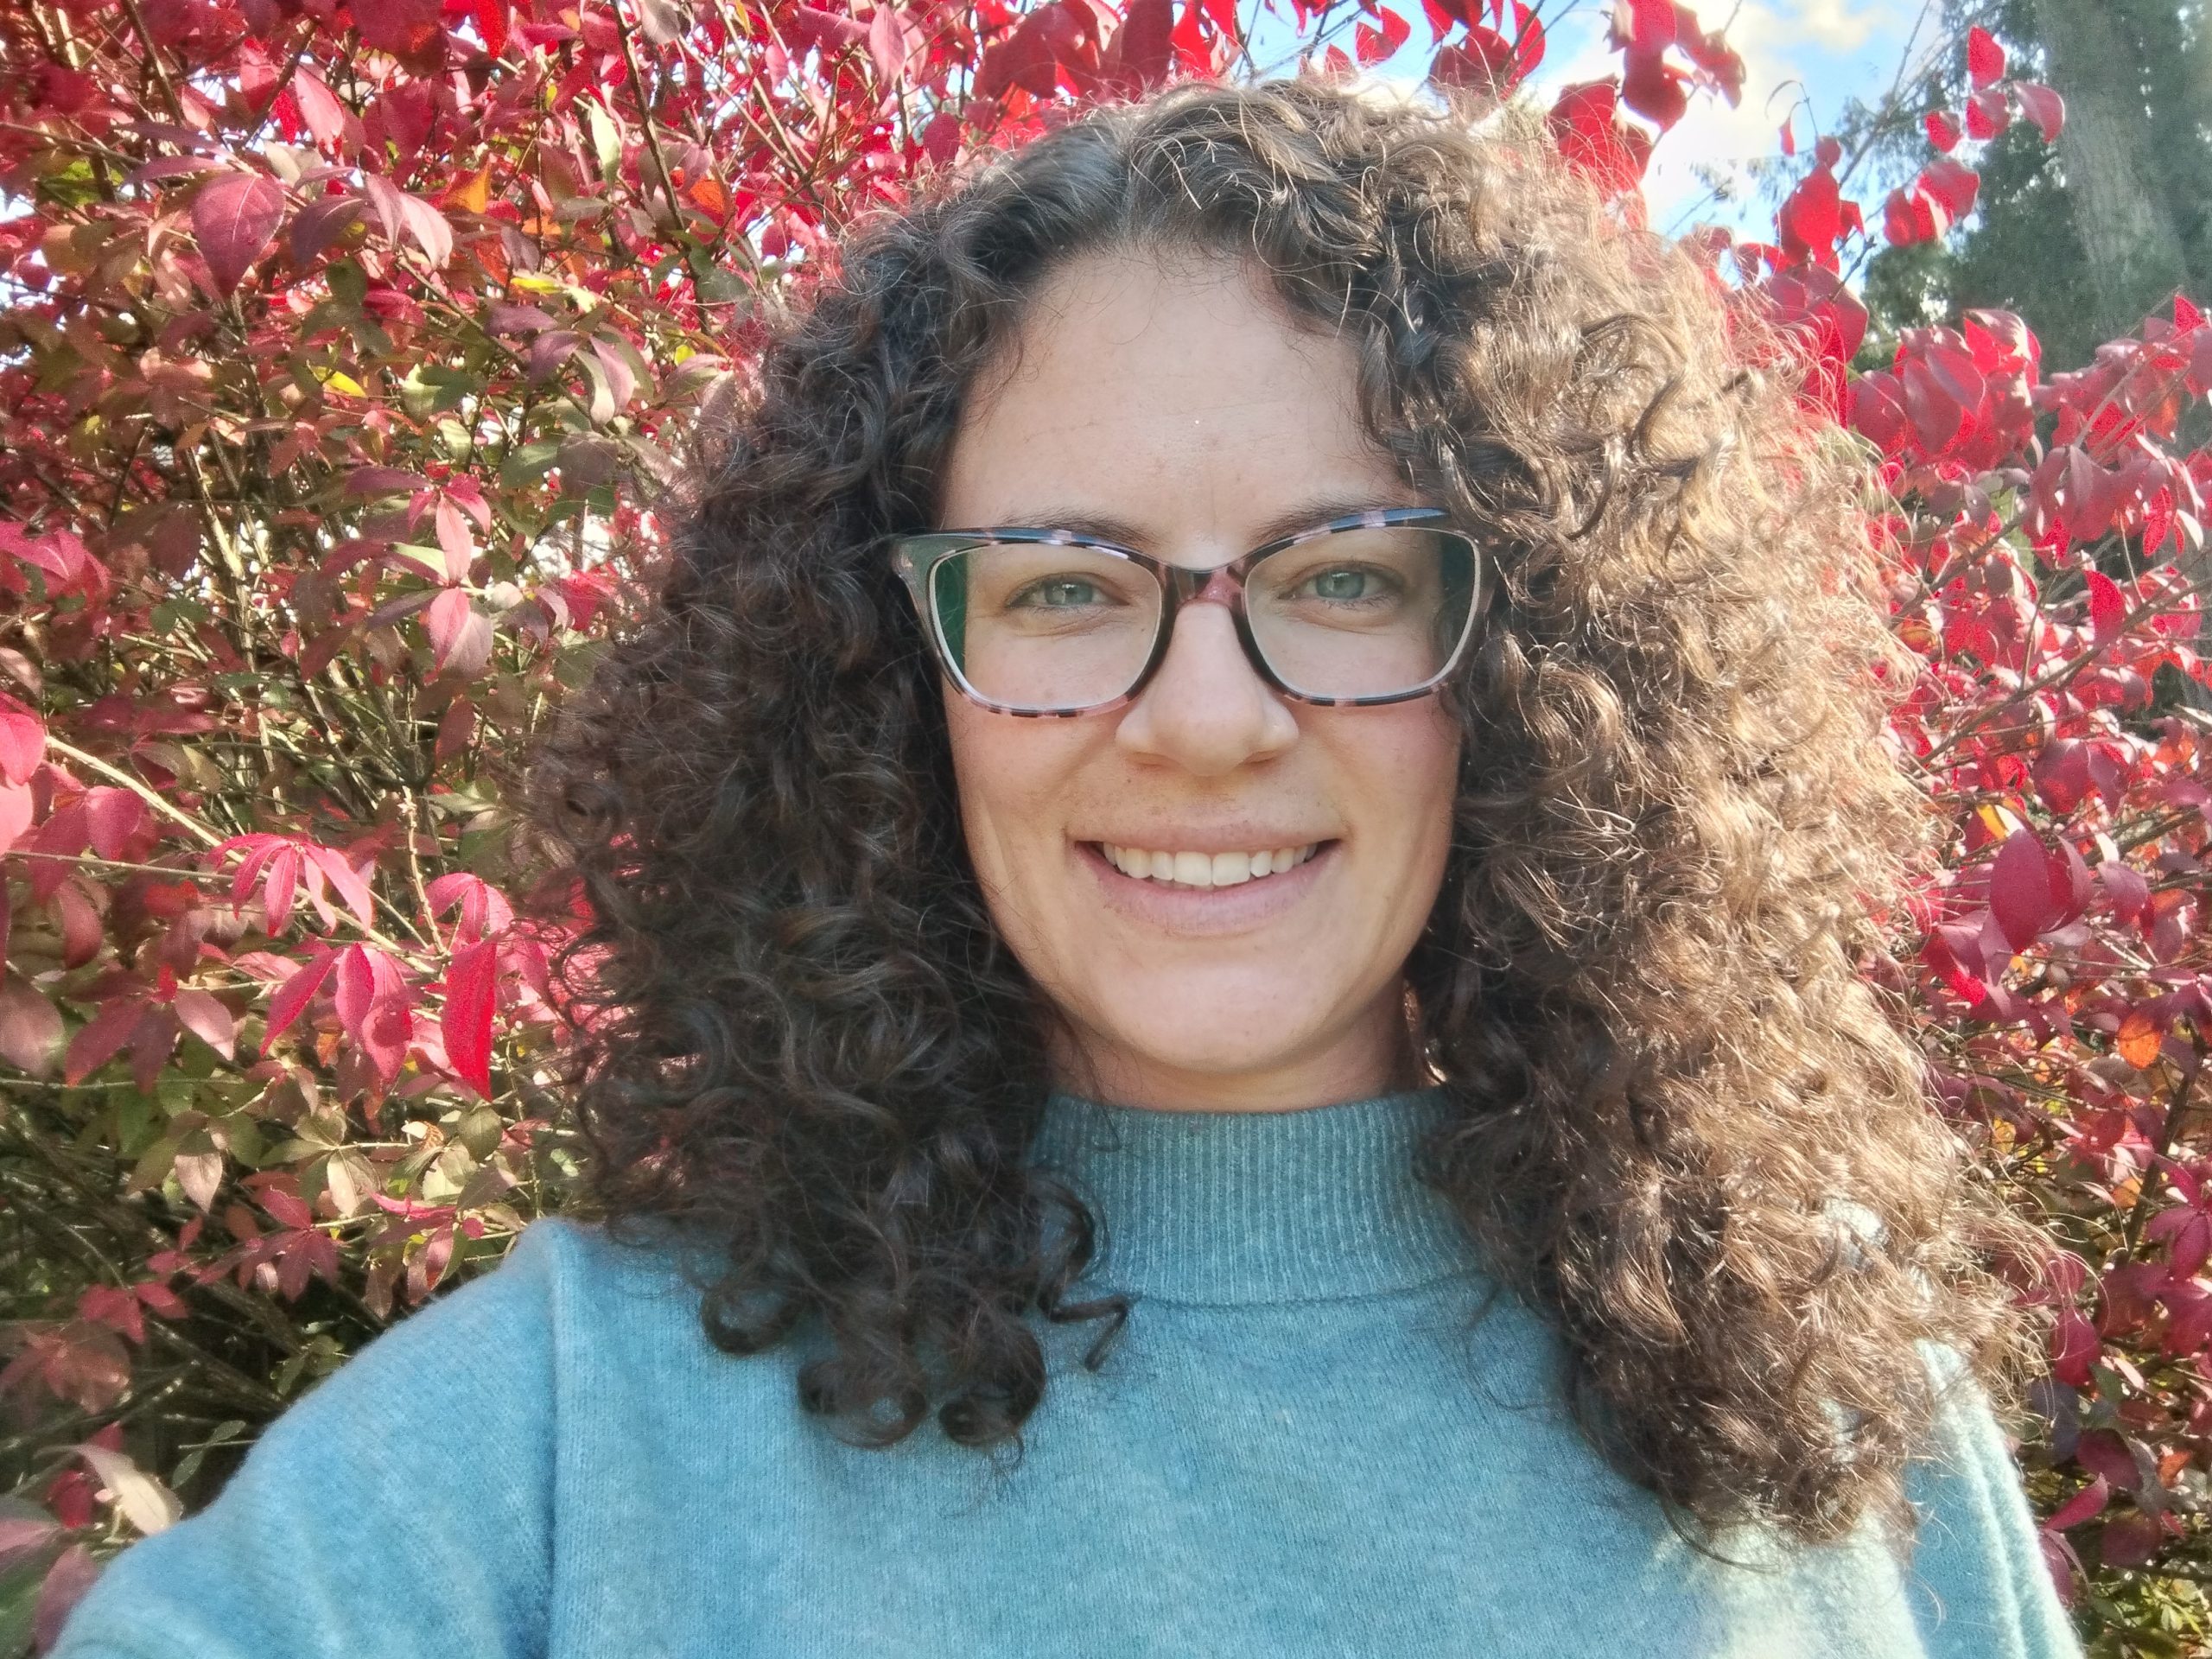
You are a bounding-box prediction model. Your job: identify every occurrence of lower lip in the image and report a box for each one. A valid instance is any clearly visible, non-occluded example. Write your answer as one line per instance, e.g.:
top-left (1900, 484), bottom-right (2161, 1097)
top-left (1077, 841), bottom-right (1338, 936)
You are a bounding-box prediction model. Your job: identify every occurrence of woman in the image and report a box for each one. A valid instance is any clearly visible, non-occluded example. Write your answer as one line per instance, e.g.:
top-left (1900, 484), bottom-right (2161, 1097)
top-left (57, 79), bottom-right (2082, 1657)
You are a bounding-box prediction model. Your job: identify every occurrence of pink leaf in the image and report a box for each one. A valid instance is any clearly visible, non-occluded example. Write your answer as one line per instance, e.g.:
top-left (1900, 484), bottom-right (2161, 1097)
top-left (290, 64), bottom-right (350, 149)
top-left (33, 1546), bottom-right (99, 1654)
top-left (190, 173), bottom-right (286, 296)
top-left (435, 499), bottom-right (474, 584)
top-left (0, 692), bottom-right (44, 785)
top-left (0, 783), bottom-right (29, 855)
top-left (304, 844), bottom-right (378, 934)
top-left (2013, 81), bottom-right (2064, 143)
top-left (171, 988), bottom-right (236, 1060)
top-left (442, 938), bottom-right (499, 1097)
top-left (868, 2), bottom-right (910, 81)
top-left (0, 975), bottom-right (64, 1077)
top-left (425, 588), bottom-right (493, 678)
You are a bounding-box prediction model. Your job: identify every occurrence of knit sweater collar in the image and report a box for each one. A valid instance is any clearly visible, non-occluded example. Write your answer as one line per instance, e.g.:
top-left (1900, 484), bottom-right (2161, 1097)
top-left (1026, 1085), bottom-right (1487, 1306)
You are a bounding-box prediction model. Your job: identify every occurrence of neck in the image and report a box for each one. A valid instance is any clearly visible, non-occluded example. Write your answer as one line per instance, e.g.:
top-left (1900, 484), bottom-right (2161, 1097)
top-left (1027, 1083), bottom-right (1484, 1303)
top-left (1045, 980), bottom-right (1422, 1113)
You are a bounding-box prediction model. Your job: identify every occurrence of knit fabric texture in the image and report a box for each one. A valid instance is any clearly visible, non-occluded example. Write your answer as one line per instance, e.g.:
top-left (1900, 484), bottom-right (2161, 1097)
top-left (54, 1086), bottom-right (2085, 1657)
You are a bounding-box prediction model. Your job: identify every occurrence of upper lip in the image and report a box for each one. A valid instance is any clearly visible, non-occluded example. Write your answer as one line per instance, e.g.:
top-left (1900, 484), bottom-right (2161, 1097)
top-left (1081, 831), bottom-right (1336, 853)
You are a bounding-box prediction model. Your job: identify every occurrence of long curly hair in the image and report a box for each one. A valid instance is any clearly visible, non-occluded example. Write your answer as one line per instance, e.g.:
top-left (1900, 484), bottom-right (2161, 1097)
top-left (525, 77), bottom-right (2056, 1553)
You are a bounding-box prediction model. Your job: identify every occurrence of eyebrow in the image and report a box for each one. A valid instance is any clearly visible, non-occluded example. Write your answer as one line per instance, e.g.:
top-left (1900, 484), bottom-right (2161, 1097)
top-left (969, 493), bottom-right (1429, 555)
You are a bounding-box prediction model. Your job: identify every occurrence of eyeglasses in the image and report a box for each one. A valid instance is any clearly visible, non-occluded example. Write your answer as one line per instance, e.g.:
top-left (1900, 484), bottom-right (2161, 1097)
top-left (888, 507), bottom-right (1489, 717)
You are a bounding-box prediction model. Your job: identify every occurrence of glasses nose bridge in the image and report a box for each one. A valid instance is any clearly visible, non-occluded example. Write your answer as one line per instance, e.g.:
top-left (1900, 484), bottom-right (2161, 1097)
top-left (1166, 560), bottom-right (1248, 609)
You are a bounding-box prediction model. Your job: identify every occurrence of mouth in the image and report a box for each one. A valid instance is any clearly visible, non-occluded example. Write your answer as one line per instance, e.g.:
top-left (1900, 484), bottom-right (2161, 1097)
top-left (1076, 837), bottom-right (1340, 935)
top-left (1091, 841), bottom-right (1324, 888)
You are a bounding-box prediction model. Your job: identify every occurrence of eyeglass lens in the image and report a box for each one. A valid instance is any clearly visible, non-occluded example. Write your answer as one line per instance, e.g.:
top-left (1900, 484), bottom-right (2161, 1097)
top-left (927, 526), bottom-right (1478, 711)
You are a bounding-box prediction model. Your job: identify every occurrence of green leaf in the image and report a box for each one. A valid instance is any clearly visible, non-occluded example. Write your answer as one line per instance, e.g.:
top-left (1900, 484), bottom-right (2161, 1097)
top-left (501, 439), bottom-right (561, 489)
top-left (586, 99), bottom-right (621, 179)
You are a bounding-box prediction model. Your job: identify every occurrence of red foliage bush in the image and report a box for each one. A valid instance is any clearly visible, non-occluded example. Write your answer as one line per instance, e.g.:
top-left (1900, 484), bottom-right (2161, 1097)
top-left (1, 0), bottom-right (2208, 1647)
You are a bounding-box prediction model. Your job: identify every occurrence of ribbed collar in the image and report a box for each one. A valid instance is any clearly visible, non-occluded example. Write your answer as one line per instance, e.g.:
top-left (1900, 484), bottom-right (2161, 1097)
top-left (1025, 1086), bottom-right (1487, 1306)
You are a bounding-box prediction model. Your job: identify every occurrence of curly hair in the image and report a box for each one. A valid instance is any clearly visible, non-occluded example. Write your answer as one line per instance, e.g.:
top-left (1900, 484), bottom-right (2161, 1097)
top-left (525, 77), bottom-right (2056, 1554)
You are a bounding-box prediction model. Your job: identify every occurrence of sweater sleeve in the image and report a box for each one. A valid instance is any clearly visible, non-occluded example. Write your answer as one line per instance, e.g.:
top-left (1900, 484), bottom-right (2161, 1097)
top-left (49, 1217), bottom-right (570, 1659)
top-left (1904, 1341), bottom-right (2086, 1659)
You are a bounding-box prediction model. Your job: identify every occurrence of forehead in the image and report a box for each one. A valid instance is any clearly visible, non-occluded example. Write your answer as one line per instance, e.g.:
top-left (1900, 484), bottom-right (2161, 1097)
top-left (938, 251), bottom-right (1402, 551)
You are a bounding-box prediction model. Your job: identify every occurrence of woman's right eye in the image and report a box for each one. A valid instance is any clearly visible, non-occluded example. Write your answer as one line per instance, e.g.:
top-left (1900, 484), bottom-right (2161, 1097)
top-left (1007, 576), bottom-right (1111, 608)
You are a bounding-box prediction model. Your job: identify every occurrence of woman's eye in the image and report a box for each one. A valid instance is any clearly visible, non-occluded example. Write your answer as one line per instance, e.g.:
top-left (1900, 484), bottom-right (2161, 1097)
top-left (1297, 566), bottom-right (1389, 603)
top-left (1008, 577), bottom-right (1110, 608)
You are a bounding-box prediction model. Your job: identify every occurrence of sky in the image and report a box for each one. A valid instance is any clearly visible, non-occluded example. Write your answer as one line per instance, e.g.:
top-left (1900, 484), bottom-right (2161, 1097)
top-left (1247, 0), bottom-right (1947, 244)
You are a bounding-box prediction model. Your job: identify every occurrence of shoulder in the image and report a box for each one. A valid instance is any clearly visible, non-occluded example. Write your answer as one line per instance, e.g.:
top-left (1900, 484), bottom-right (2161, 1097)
top-left (50, 1217), bottom-right (710, 1659)
top-left (1900, 1340), bottom-right (2084, 1658)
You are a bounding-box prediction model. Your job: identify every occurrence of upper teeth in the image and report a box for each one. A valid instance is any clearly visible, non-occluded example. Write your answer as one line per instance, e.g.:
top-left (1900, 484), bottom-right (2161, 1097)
top-left (1099, 843), bottom-right (1319, 887)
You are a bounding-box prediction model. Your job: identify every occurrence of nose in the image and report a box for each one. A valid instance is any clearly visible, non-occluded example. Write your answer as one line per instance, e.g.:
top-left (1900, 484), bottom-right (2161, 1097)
top-left (1113, 591), bottom-right (1299, 776)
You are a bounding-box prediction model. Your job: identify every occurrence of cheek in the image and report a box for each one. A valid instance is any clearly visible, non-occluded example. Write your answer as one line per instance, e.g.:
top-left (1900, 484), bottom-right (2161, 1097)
top-left (1338, 702), bottom-right (1462, 856)
top-left (944, 695), bottom-right (1077, 887)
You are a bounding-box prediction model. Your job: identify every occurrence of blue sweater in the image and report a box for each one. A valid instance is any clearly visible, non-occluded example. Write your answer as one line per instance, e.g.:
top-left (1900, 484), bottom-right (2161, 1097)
top-left (56, 1088), bottom-right (2083, 1657)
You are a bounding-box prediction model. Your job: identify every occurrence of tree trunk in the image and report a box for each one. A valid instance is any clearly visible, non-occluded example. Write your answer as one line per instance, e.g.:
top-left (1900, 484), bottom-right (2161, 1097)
top-left (2026, 0), bottom-right (2190, 340)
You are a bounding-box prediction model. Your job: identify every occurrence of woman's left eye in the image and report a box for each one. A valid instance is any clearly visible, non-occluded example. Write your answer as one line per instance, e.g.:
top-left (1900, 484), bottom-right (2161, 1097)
top-left (1299, 567), bottom-right (1377, 601)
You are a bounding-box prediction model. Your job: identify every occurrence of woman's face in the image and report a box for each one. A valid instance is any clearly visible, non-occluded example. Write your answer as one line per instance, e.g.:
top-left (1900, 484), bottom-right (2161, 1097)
top-left (937, 252), bottom-right (1463, 1112)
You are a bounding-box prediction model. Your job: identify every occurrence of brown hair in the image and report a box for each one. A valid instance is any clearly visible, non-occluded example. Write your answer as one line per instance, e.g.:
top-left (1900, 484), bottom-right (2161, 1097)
top-left (526, 77), bottom-right (2054, 1553)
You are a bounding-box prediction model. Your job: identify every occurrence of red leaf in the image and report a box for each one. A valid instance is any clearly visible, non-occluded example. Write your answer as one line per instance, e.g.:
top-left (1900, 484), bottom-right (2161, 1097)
top-left (1989, 829), bottom-right (2058, 951)
top-left (83, 787), bottom-right (149, 861)
top-left (2086, 569), bottom-right (2127, 645)
top-left (1607, 0), bottom-right (1676, 53)
top-left (469, 0), bottom-right (510, 57)
top-left (1967, 23), bottom-right (2005, 89)
top-left (304, 844), bottom-right (378, 934)
top-left (190, 173), bottom-right (286, 296)
top-left (2051, 1306), bottom-right (2099, 1387)
top-left (1547, 79), bottom-right (1651, 194)
top-left (2046, 1474), bottom-right (2109, 1533)
top-left (0, 693), bottom-right (44, 785)
top-left (64, 997), bottom-right (147, 1086)
top-left (1918, 156), bottom-right (1980, 222)
top-left (442, 938), bottom-right (499, 1097)
top-left (289, 194), bottom-right (363, 266)
top-left (1621, 51), bottom-right (1688, 130)
top-left (1966, 86), bottom-right (2010, 140)
top-left (1355, 7), bottom-right (1409, 64)
top-left (2101, 1512), bottom-right (2164, 1570)
top-left (1108, 0), bottom-right (1172, 88)
top-left (261, 946), bottom-right (338, 1049)
top-left (356, 0), bottom-right (443, 57)
top-left (1923, 110), bottom-right (1960, 152)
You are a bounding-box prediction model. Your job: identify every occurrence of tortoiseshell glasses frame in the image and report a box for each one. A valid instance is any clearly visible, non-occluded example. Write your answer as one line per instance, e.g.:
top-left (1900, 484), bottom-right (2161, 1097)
top-left (888, 507), bottom-right (1491, 719)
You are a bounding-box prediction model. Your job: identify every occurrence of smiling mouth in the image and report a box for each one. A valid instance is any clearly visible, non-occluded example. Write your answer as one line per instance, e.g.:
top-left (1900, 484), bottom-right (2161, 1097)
top-left (1089, 841), bottom-right (1328, 889)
